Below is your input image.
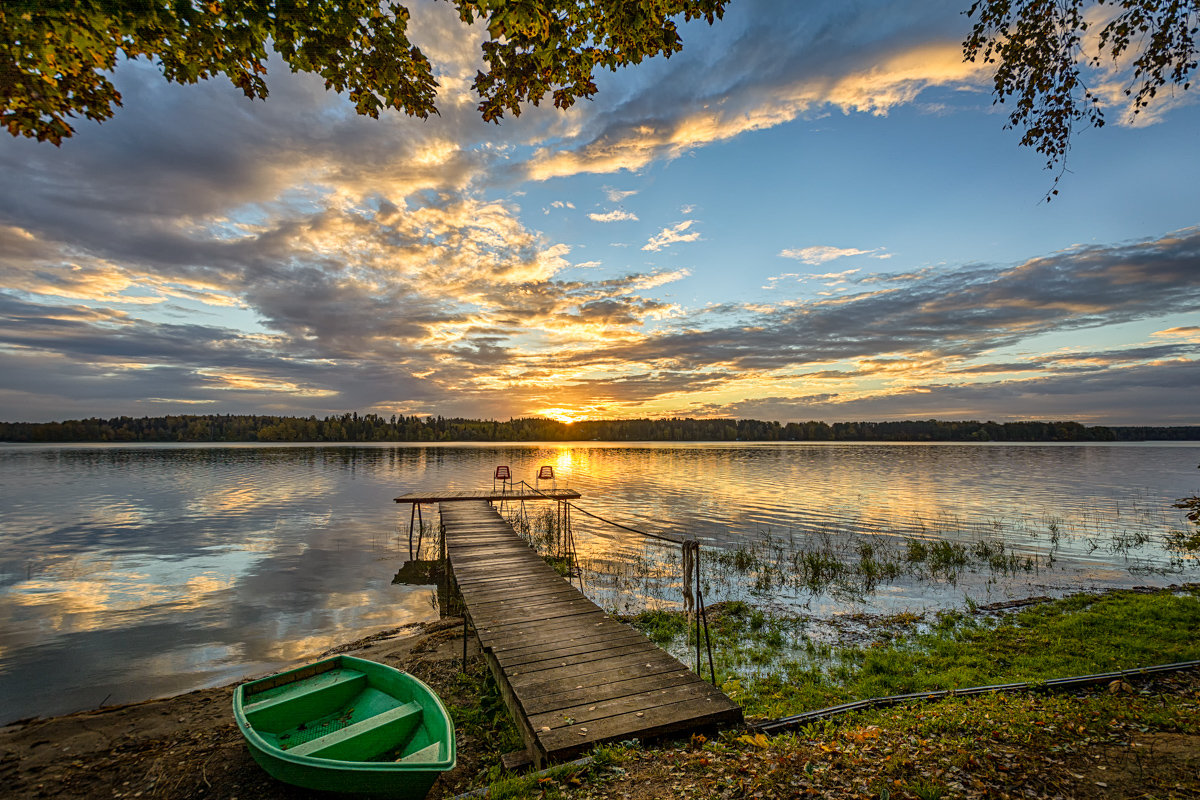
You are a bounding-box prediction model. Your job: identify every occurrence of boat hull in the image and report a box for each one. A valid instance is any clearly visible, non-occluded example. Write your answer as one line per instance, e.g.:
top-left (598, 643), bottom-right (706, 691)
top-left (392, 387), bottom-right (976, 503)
top-left (233, 655), bottom-right (456, 799)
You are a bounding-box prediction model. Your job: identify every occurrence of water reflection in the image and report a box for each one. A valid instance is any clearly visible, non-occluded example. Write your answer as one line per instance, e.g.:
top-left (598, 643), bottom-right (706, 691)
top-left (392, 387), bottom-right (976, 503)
top-left (0, 441), bottom-right (1196, 724)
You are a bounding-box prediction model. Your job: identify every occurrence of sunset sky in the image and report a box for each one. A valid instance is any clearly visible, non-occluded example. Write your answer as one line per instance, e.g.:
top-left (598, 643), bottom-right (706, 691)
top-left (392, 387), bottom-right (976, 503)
top-left (2, 0), bottom-right (1198, 425)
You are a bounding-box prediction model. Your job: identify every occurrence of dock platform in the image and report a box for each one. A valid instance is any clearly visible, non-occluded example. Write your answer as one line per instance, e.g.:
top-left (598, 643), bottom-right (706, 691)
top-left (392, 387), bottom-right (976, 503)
top-left (395, 489), bottom-right (581, 504)
top-left (433, 501), bottom-right (741, 766)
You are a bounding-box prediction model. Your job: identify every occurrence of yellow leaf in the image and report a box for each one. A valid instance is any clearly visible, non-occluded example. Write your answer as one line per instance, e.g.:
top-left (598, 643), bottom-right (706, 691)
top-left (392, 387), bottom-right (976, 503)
top-left (736, 733), bottom-right (770, 749)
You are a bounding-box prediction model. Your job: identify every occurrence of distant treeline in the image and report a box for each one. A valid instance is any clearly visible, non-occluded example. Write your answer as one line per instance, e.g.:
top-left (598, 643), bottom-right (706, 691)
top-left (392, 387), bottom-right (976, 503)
top-left (1, 414), bottom-right (1196, 443)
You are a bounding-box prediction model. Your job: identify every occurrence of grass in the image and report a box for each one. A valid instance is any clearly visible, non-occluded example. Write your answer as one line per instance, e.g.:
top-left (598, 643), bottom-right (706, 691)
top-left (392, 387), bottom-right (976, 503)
top-left (445, 669), bottom-right (524, 759)
top-left (627, 587), bottom-right (1200, 720)
top-left (474, 741), bottom-right (632, 800)
top-left (555, 668), bottom-right (1200, 800)
top-left (573, 590), bottom-right (1200, 800)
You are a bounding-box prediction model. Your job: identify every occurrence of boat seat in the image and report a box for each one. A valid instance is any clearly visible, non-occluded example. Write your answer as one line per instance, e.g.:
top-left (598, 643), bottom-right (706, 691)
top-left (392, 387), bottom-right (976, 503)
top-left (397, 742), bottom-right (442, 763)
top-left (244, 669), bottom-right (368, 730)
top-left (289, 701), bottom-right (423, 761)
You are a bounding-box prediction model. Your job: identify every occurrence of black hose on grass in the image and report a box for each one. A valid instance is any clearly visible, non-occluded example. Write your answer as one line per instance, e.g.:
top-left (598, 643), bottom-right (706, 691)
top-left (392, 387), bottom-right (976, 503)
top-left (750, 660), bottom-right (1200, 735)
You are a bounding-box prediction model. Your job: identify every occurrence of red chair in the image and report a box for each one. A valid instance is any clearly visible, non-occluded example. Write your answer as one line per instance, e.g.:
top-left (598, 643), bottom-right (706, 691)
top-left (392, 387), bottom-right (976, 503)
top-left (536, 465), bottom-right (555, 491)
top-left (493, 465), bottom-right (512, 493)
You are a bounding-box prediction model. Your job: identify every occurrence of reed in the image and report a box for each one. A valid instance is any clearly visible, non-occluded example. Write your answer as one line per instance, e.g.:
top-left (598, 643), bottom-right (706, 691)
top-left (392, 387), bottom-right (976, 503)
top-left (501, 496), bottom-right (1196, 620)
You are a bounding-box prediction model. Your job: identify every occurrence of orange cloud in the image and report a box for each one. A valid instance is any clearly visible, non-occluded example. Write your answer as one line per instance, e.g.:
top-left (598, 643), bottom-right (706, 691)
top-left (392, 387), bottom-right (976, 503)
top-left (526, 41), bottom-right (987, 180)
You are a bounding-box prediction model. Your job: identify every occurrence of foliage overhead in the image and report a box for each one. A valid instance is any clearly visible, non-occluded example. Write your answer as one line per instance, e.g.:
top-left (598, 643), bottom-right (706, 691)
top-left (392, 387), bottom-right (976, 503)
top-left (1, 0), bottom-right (727, 144)
top-left (964, 0), bottom-right (1199, 197)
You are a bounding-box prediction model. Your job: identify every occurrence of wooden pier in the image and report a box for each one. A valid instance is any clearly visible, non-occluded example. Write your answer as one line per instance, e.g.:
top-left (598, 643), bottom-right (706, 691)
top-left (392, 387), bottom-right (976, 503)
top-left (393, 493), bottom-right (742, 766)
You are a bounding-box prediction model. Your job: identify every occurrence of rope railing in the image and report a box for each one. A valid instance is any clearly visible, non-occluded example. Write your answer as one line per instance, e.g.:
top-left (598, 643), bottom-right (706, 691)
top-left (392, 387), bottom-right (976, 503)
top-left (513, 482), bottom-right (686, 544)
top-left (510, 480), bottom-right (717, 685)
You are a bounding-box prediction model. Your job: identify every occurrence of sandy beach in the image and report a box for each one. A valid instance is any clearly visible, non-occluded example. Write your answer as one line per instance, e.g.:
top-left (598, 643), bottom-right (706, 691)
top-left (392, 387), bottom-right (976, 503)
top-left (0, 619), bottom-right (488, 800)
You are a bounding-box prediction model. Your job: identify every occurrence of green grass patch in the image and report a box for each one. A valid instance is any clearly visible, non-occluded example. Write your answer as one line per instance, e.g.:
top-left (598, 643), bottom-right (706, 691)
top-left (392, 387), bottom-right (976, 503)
top-left (446, 670), bottom-right (524, 758)
top-left (557, 669), bottom-right (1200, 800)
top-left (628, 608), bottom-right (688, 646)
top-left (629, 589), bottom-right (1200, 720)
top-left (481, 742), bottom-right (631, 800)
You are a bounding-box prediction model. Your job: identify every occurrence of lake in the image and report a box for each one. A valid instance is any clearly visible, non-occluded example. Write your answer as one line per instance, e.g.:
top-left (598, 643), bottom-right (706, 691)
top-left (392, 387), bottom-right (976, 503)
top-left (1, 441), bottom-right (1197, 723)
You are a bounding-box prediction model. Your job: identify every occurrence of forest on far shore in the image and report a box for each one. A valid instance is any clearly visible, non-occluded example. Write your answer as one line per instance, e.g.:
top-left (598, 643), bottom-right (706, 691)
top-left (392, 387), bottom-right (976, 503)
top-left (1, 414), bottom-right (1197, 443)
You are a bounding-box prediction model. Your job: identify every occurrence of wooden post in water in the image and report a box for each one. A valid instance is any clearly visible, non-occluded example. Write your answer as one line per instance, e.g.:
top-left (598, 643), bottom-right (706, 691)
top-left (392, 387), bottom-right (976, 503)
top-left (408, 504), bottom-right (417, 559)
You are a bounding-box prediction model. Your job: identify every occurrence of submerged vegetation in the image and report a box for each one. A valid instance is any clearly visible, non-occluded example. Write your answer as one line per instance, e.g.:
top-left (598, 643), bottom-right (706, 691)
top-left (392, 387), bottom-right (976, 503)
top-left (567, 503), bottom-right (1200, 619)
top-left (702, 514), bottom-right (1198, 603)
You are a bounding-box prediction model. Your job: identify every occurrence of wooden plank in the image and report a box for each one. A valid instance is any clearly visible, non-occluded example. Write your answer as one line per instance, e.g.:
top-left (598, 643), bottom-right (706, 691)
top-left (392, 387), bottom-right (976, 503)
top-left (467, 593), bottom-right (597, 618)
top-left (478, 618), bottom-right (629, 651)
top-left (449, 542), bottom-right (538, 554)
top-left (507, 649), bottom-right (683, 689)
top-left (539, 696), bottom-right (741, 759)
top-left (451, 557), bottom-right (542, 573)
top-left (487, 623), bottom-right (632, 655)
top-left (459, 580), bottom-right (576, 602)
top-left (451, 546), bottom-right (541, 557)
top-left (501, 641), bottom-right (655, 677)
top-left (492, 629), bottom-right (649, 667)
top-left (454, 568), bottom-right (555, 586)
top-left (464, 577), bottom-right (578, 596)
top-left (463, 585), bottom-right (581, 609)
top-left (475, 613), bottom-right (611, 644)
top-left (454, 563), bottom-right (545, 573)
top-left (461, 588), bottom-right (574, 608)
top-left (446, 522), bottom-right (522, 532)
top-left (508, 658), bottom-right (691, 703)
top-left (529, 680), bottom-right (726, 730)
top-left (466, 590), bottom-right (590, 616)
top-left (445, 535), bottom-right (516, 541)
top-left (469, 602), bottom-right (602, 631)
top-left (521, 668), bottom-right (700, 716)
top-left (451, 550), bottom-right (544, 564)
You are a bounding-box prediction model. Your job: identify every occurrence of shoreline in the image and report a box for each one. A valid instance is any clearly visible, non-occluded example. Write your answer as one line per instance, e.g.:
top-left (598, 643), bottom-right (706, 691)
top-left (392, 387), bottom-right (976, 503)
top-left (4, 585), bottom-right (1199, 799)
top-left (0, 618), bottom-right (486, 800)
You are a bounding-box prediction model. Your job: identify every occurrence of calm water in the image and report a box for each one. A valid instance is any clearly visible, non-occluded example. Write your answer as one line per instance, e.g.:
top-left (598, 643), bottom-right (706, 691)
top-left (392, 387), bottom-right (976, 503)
top-left (1, 441), bottom-right (1197, 722)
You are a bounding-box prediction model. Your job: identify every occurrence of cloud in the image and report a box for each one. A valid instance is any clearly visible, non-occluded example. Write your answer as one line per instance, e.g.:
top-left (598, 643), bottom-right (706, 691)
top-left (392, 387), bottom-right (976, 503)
top-left (2, 223), bottom-right (1198, 423)
top-left (588, 209), bottom-right (639, 222)
top-left (642, 220), bottom-right (701, 252)
top-left (709, 359), bottom-right (1200, 426)
top-left (780, 246), bottom-right (889, 265)
top-left (1152, 326), bottom-right (1200, 342)
top-left (604, 187), bottom-right (638, 202)
top-left (553, 227), bottom-right (1200, 401)
top-left (524, 18), bottom-right (989, 181)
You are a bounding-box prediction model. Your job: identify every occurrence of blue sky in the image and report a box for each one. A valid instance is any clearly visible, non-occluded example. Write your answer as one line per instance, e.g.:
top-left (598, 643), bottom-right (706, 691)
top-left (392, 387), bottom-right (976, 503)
top-left (1, 0), bottom-right (1198, 424)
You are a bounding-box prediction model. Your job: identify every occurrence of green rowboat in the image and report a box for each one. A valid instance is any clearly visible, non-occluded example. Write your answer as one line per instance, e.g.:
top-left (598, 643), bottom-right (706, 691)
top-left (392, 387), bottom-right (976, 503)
top-left (233, 655), bottom-right (456, 798)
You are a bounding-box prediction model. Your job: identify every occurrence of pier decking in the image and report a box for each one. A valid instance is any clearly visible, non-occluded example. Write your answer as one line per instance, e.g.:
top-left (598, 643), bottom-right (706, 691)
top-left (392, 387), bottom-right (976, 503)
top-left (405, 498), bottom-right (742, 766)
top-left (395, 488), bottom-right (581, 504)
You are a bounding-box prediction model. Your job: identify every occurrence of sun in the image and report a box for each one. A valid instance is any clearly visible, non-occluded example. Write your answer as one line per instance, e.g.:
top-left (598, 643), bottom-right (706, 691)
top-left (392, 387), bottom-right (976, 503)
top-left (539, 408), bottom-right (579, 424)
